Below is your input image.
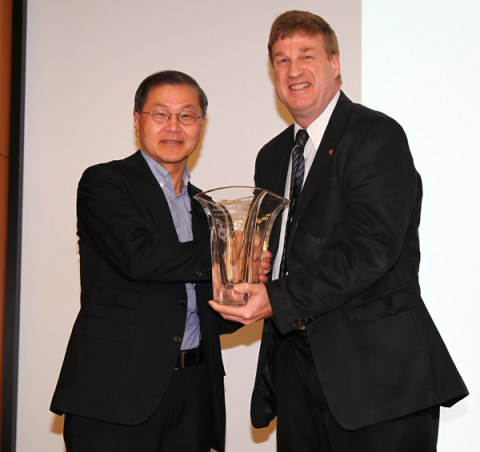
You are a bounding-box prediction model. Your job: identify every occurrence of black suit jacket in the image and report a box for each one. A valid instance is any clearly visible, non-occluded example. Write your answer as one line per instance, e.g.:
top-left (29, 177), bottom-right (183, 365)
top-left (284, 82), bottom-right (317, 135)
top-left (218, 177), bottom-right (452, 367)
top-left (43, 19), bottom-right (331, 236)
top-left (51, 151), bottom-right (237, 451)
top-left (251, 92), bottom-right (468, 431)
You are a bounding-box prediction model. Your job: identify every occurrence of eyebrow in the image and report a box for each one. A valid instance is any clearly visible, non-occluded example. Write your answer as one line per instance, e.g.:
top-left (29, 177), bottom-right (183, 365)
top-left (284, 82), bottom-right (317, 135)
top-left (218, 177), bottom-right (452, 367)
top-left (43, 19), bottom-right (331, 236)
top-left (151, 102), bottom-right (197, 110)
top-left (299, 46), bottom-right (315, 53)
top-left (273, 46), bottom-right (316, 59)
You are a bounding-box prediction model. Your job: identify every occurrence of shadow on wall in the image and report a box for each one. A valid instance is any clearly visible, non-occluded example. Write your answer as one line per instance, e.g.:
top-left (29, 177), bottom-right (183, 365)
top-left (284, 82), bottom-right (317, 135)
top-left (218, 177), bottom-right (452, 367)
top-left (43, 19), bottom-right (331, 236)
top-left (220, 321), bottom-right (263, 350)
top-left (252, 417), bottom-right (276, 444)
top-left (50, 414), bottom-right (66, 452)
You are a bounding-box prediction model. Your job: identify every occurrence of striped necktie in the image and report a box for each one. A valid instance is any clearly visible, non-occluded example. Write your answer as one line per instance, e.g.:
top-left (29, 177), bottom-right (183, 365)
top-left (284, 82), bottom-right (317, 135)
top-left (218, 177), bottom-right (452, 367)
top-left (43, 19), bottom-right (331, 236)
top-left (279, 129), bottom-right (309, 278)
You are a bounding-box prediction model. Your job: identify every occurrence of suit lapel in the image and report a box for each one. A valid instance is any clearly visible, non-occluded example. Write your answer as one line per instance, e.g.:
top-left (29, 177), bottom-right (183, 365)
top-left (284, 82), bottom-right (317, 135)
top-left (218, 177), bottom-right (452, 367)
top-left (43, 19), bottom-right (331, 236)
top-left (120, 151), bottom-right (177, 237)
top-left (288, 92), bottom-right (353, 248)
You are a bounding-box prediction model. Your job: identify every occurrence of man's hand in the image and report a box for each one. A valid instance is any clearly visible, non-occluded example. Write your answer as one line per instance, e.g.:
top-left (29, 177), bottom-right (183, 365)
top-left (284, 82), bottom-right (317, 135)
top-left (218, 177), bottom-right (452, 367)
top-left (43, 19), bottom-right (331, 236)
top-left (209, 282), bottom-right (273, 325)
top-left (258, 250), bottom-right (272, 283)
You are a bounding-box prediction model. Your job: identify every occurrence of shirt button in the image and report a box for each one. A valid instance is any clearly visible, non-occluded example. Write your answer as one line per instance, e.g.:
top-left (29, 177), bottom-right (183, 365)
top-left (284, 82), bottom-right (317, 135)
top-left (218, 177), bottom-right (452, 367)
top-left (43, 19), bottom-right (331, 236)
top-left (173, 336), bottom-right (182, 344)
top-left (179, 298), bottom-right (187, 306)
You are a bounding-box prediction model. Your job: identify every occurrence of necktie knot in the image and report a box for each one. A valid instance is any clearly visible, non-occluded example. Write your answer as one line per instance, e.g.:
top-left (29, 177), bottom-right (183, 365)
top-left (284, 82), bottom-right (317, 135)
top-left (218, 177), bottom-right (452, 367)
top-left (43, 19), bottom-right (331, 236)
top-left (295, 129), bottom-right (309, 149)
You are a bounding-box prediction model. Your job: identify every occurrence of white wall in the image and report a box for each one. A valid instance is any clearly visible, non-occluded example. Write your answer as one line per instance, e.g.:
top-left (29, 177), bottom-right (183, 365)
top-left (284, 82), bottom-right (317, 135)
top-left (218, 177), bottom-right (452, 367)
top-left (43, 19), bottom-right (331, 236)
top-left (19, 1), bottom-right (360, 451)
top-left (363, 1), bottom-right (479, 450)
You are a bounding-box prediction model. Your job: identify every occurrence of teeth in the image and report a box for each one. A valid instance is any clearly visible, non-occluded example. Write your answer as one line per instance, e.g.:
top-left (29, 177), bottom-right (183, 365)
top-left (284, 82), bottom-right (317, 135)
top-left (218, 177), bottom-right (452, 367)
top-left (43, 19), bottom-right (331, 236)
top-left (290, 83), bottom-right (310, 90)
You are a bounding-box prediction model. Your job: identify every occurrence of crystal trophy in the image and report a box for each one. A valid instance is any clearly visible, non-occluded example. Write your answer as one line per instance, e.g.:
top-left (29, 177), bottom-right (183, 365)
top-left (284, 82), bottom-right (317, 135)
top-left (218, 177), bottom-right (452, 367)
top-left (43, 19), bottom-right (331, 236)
top-left (194, 186), bottom-right (289, 306)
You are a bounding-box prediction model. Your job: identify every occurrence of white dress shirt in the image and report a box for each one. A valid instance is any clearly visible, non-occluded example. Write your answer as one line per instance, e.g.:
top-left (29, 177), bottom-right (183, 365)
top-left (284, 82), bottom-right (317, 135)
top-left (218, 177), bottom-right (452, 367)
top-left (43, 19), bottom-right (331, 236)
top-left (272, 90), bottom-right (341, 280)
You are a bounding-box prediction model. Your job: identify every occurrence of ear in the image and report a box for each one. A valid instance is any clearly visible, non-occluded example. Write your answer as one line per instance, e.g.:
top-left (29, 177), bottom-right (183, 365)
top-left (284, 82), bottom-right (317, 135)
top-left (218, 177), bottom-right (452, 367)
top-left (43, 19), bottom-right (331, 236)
top-left (133, 112), bottom-right (140, 137)
top-left (330, 54), bottom-right (341, 79)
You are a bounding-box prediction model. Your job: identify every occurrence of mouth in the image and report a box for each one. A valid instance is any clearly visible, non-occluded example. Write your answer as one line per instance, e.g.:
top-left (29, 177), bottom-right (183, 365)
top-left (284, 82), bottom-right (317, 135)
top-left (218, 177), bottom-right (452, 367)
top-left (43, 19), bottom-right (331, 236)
top-left (289, 83), bottom-right (311, 90)
top-left (162, 140), bottom-right (183, 144)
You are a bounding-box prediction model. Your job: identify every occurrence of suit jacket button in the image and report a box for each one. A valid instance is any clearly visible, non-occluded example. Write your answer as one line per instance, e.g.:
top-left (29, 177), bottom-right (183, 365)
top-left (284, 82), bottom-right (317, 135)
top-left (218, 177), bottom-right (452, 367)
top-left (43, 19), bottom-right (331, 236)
top-left (196, 270), bottom-right (204, 277)
top-left (291, 321), bottom-right (297, 328)
top-left (179, 298), bottom-right (187, 306)
top-left (173, 336), bottom-right (182, 344)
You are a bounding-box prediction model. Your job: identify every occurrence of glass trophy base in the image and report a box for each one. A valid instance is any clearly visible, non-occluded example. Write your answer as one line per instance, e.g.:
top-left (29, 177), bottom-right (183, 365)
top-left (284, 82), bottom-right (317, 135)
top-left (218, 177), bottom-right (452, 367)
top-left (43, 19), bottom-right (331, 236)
top-left (217, 285), bottom-right (249, 306)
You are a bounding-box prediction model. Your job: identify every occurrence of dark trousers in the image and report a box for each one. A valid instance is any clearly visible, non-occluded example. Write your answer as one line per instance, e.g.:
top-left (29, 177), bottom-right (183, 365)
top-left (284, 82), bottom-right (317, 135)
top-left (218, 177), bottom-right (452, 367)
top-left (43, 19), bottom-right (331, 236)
top-left (275, 332), bottom-right (440, 452)
top-left (64, 361), bottom-right (213, 452)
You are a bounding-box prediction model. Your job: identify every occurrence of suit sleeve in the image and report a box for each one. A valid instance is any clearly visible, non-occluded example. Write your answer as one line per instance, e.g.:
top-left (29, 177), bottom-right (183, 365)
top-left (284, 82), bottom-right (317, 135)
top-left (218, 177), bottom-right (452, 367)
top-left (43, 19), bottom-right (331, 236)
top-left (77, 164), bottom-right (211, 284)
top-left (265, 116), bottom-right (418, 334)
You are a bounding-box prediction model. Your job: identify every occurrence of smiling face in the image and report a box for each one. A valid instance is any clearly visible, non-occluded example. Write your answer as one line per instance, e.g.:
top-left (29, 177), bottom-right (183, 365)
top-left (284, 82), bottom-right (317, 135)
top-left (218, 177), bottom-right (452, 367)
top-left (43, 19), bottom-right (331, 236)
top-left (272, 33), bottom-right (340, 128)
top-left (133, 84), bottom-right (204, 174)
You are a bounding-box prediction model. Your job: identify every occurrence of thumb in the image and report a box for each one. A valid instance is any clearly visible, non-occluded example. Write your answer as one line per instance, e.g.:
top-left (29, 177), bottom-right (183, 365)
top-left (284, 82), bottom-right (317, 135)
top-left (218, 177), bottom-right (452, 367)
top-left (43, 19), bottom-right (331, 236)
top-left (233, 283), bottom-right (252, 294)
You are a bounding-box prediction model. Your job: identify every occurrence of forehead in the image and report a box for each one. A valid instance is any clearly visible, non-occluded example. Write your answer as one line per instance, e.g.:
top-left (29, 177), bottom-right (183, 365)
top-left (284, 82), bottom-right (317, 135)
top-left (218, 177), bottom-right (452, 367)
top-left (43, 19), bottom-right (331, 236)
top-left (272, 32), bottom-right (326, 55)
top-left (145, 84), bottom-right (201, 110)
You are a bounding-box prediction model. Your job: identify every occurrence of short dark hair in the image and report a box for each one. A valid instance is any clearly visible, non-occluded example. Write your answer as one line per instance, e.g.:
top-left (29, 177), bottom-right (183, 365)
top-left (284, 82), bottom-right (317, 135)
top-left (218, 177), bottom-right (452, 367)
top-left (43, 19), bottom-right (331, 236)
top-left (268, 10), bottom-right (342, 85)
top-left (134, 70), bottom-right (208, 116)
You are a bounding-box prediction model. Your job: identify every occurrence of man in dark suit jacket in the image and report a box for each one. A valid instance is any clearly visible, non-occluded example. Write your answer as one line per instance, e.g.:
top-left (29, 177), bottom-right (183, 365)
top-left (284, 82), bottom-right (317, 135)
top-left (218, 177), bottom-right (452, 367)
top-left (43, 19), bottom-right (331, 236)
top-left (210, 11), bottom-right (468, 452)
top-left (51, 70), bottom-right (241, 452)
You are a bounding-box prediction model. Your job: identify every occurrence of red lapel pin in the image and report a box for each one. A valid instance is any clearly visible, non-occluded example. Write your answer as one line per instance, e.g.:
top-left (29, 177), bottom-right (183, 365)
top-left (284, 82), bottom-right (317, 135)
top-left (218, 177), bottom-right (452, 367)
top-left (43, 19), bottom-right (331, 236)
top-left (329, 149), bottom-right (334, 155)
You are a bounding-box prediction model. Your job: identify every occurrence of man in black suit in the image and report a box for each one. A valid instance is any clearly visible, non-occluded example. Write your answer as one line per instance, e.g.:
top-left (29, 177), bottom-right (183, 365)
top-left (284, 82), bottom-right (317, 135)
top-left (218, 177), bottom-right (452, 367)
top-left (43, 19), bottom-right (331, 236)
top-left (210, 11), bottom-right (468, 452)
top-left (51, 70), bottom-right (243, 452)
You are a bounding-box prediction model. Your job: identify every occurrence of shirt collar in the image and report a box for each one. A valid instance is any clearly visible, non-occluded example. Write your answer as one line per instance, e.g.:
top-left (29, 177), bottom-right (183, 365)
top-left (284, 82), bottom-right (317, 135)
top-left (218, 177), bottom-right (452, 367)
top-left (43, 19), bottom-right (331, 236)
top-left (294, 90), bottom-right (341, 150)
top-left (140, 150), bottom-right (191, 194)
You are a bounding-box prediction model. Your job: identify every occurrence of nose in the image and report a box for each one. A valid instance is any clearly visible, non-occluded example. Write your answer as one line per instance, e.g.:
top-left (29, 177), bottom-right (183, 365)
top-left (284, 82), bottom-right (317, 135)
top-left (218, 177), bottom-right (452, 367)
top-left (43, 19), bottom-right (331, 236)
top-left (287, 59), bottom-right (303, 78)
top-left (165, 113), bottom-right (181, 132)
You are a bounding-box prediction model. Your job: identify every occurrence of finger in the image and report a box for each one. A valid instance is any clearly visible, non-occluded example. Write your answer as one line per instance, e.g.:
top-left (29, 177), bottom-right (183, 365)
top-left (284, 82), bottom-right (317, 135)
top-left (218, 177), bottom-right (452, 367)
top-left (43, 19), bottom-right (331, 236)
top-left (233, 282), bottom-right (254, 294)
top-left (209, 300), bottom-right (246, 316)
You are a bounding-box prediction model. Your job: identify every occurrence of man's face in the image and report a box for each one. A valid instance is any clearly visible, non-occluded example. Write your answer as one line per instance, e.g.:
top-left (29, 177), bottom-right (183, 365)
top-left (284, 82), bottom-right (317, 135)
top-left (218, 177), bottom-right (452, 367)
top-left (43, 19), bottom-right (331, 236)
top-left (272, 33), bottom-right (340, 128)
top-left (133, 84), bottom-right (204, 172)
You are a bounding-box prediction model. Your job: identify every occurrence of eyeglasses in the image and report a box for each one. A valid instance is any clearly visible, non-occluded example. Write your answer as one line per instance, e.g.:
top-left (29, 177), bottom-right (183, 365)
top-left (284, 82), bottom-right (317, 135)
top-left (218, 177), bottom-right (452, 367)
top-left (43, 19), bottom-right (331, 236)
top-left (141, 109), bottom-right (203, 125)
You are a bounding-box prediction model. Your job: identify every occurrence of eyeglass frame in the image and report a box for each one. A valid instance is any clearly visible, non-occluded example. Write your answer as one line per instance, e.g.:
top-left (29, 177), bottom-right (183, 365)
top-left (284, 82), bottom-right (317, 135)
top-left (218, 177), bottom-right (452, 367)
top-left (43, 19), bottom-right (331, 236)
top-left (140, 108), bottom-right (203, 126)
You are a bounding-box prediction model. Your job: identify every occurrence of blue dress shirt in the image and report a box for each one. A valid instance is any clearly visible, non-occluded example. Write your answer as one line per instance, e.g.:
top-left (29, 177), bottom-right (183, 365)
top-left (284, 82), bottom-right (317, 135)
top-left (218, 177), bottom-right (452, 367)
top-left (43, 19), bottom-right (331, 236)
top-left (141, 151), bottom-right (200, 350)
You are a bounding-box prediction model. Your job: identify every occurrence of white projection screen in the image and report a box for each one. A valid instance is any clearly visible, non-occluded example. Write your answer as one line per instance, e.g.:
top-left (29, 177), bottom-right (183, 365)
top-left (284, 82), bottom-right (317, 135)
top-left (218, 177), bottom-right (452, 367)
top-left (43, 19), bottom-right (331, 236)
top-left (17, 0), bottom-right (477, 451)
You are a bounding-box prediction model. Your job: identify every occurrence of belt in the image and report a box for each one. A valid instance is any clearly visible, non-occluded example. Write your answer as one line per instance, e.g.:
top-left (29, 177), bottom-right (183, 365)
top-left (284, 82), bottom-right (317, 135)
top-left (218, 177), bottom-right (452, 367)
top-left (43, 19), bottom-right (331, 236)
top-left (174, 346), bottom-right (205, 370)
